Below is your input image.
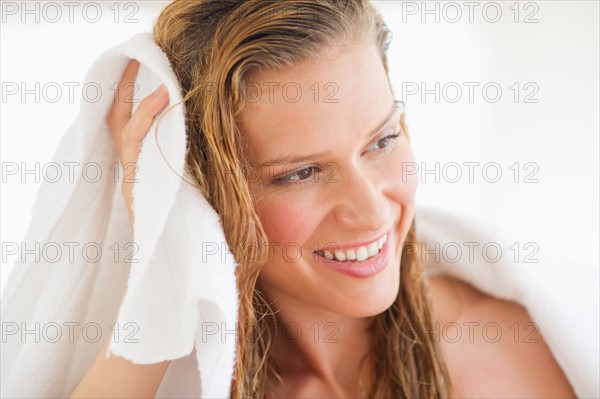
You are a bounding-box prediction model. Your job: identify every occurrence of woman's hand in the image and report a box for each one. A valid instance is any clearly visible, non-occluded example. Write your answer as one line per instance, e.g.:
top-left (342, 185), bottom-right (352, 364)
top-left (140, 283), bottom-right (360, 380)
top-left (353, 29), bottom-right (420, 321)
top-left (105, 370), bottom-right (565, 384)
top-left (107, 59), bottom-right (170, 226)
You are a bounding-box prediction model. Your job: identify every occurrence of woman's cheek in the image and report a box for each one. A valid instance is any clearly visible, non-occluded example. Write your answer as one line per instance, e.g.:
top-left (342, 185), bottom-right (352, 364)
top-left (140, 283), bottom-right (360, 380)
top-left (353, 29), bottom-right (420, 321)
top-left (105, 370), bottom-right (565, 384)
top-left (255, 195), bottom-right (318, 257)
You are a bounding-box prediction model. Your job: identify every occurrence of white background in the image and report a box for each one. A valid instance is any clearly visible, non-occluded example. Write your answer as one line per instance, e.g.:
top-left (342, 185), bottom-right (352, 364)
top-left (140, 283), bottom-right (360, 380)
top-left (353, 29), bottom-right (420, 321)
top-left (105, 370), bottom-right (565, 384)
top-left (1, 1), bottom-right (598, 295)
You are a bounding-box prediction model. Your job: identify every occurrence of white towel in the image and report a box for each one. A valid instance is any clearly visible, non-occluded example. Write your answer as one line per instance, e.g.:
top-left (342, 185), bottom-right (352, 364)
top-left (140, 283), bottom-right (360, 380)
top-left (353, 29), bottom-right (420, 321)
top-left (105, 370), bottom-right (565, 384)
top-left (1, 32), bottom-right (597, 399)
top-left (1, 32), bottom-right (237, 398)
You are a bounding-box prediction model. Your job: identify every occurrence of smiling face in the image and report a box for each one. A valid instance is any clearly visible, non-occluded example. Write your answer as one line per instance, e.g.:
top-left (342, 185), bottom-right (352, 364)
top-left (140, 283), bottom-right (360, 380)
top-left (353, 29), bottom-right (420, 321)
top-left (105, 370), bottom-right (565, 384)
top-left (236, 42), bottom-right (418, 318)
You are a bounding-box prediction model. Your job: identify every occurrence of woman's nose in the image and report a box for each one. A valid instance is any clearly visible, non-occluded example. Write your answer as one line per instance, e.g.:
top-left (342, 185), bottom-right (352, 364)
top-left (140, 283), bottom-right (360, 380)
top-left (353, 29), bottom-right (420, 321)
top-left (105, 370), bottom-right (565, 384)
top-left (331, 166), bottom-right (390, 231)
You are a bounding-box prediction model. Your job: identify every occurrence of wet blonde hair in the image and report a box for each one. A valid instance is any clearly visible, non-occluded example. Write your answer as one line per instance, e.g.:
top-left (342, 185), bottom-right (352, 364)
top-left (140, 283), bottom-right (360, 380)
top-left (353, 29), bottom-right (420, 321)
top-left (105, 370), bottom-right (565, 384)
top-left (154, 0), bottom-right (452, 397)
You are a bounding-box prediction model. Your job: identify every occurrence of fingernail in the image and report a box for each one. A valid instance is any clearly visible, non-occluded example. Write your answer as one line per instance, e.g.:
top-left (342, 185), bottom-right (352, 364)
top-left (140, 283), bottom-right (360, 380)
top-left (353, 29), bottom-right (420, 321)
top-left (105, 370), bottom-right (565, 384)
top-left (153, 84), bottom-right (167, 96)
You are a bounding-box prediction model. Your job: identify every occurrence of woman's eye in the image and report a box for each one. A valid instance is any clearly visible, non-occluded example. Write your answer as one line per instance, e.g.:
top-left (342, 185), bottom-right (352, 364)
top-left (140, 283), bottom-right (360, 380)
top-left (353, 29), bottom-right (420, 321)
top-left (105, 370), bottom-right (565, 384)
top-left (273, 166), bottom-right (318, 186)
top-left (367, 130), bottom-right (402, 153)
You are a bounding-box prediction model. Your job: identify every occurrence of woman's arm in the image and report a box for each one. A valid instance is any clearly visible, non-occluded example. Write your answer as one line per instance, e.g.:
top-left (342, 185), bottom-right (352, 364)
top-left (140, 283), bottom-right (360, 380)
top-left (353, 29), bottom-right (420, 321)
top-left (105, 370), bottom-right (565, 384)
top-left (69, 336), bottom-right (171, 398)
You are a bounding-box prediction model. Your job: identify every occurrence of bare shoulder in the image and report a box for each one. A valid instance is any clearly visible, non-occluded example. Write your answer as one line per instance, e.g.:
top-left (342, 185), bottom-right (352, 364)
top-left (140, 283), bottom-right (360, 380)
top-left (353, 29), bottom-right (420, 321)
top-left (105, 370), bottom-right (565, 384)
top-left (428, 275), bottom-right (576, 399)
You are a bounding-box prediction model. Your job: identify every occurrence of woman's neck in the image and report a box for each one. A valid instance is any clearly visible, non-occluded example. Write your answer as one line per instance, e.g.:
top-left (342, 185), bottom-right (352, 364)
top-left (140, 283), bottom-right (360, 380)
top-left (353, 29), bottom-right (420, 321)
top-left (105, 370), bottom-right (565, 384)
top-left (264, 289), bottom-right (375, 395)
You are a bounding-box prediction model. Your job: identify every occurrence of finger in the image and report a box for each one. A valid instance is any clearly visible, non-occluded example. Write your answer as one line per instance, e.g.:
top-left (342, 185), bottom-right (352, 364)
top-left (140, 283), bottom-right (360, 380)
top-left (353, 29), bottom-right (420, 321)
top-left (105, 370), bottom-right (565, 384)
top-left (120, 84), bottom-right (169, 166)
top-left (107, 59), bottom-right (140, 162)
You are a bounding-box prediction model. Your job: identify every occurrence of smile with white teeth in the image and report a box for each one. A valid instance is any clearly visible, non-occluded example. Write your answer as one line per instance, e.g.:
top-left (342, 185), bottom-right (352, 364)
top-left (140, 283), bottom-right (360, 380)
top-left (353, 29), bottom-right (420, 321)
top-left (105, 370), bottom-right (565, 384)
top-left (316, 234), bottom-right (387, 262)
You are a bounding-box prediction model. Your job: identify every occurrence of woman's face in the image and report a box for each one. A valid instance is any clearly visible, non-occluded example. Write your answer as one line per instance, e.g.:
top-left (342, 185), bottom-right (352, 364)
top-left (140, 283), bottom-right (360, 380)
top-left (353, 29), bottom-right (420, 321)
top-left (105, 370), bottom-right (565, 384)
top-left (237, 42), bottom-right (418, 318)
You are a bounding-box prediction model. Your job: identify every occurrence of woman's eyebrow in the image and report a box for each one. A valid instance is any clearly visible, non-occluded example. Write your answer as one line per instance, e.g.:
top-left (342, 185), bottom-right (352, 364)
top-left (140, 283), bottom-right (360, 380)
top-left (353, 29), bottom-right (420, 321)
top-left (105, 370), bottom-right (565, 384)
top-left (261, 150), bottom-right (332, 167)
top-left (260, 100), bottom-right (401, 167)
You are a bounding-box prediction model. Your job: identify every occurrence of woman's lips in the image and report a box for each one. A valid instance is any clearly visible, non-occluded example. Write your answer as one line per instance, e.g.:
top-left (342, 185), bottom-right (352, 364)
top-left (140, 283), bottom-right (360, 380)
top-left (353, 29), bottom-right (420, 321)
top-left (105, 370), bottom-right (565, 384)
top-left (313, 229), bottom-right (394, 279)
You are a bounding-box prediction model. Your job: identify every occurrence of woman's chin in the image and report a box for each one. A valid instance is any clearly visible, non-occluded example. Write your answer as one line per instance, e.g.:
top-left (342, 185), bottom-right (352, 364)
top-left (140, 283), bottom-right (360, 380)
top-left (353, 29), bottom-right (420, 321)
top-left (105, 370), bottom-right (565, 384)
top-left (329, 272), bottom-right (401, 318)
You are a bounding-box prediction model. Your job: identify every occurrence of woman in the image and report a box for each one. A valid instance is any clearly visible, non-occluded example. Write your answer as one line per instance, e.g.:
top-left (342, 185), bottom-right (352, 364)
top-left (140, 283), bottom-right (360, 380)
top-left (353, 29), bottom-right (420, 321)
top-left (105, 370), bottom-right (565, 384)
top-left (71, 0), bottom-right (575, 397)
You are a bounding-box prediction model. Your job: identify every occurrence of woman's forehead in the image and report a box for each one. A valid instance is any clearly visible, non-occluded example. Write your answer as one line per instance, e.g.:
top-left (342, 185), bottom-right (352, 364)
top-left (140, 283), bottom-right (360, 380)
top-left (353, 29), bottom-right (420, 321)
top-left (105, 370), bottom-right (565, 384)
top-left (236, 43), bottom-right (394, 160)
